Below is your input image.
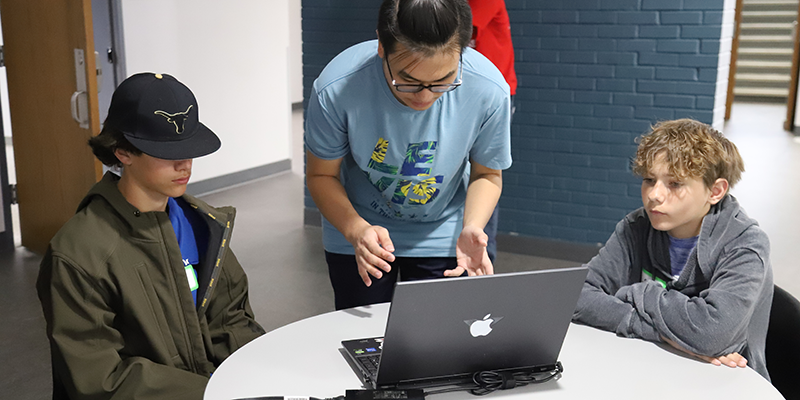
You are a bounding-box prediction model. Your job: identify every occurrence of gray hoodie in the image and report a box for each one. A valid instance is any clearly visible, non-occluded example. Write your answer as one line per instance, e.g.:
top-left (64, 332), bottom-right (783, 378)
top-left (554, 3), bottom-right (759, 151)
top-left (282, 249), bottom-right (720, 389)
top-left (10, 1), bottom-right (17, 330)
top-left (573, 195), bottom-right (773, 380)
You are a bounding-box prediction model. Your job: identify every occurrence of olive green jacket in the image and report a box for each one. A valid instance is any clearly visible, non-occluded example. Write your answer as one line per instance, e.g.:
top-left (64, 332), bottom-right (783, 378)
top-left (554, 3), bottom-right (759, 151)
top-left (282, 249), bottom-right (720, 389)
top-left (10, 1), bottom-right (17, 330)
top-left (37, 172), bottom-right (265, 399)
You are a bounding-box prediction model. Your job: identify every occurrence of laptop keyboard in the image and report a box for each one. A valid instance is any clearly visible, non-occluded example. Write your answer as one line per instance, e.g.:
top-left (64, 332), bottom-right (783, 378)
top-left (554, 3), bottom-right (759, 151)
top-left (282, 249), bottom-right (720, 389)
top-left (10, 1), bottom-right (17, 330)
top-left (358, 354), bottom-right (381, 375)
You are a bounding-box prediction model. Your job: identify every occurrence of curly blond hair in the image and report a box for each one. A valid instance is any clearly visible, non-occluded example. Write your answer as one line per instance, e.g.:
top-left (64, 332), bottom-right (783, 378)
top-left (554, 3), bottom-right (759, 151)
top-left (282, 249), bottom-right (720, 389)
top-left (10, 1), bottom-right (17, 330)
top-left (632, 119), bottom-right (744, 191)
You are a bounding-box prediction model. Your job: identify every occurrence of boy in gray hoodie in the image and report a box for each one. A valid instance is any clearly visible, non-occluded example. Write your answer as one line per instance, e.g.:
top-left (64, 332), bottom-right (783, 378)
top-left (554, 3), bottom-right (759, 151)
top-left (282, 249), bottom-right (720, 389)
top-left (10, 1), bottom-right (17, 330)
top-left (572, 119), bottom-right (773, 380)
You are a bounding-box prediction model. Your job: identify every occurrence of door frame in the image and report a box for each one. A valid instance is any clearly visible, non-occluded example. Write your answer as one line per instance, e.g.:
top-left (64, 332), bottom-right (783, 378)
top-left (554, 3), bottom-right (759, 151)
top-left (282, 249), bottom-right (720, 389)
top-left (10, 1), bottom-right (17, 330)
top-left (725, 0), bottom-right (744, 121)
top-left (109, 0), bottom-right (127, 84)
top-left (784, 0), bottom-right (800, 131)
top-left (0, 109), bottom-right (13, 252)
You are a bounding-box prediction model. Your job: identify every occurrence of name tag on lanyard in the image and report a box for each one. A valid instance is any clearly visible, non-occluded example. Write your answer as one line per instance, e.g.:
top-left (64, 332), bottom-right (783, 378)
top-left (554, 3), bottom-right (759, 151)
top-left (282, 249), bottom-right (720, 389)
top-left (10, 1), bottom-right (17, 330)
top-left (185, 264), bottom-right (199, 291)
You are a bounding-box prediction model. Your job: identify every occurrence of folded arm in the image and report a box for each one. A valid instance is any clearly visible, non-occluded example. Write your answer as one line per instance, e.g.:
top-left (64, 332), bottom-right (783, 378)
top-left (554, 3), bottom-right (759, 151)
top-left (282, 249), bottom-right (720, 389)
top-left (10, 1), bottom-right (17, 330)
top-left (615, 247), bottom-right (768, 357)
top-left (572, 222), bottom-right (643, 334)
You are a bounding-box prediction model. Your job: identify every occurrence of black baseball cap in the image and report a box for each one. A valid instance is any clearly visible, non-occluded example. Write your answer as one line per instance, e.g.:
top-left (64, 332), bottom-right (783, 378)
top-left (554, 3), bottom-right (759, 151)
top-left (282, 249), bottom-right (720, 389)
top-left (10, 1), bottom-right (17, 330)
top-left (104, 72), bottom-right (221, 160)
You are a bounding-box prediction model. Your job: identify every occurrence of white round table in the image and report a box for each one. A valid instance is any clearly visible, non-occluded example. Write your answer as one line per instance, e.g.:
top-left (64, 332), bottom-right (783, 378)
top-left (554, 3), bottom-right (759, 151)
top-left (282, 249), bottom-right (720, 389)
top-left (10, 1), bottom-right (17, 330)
top-left (205, 303), bottom-right (783, 399)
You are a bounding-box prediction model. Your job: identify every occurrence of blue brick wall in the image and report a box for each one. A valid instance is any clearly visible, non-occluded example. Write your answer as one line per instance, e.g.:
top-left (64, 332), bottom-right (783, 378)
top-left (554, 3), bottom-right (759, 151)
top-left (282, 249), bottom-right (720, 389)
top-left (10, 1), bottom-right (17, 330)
top-left (301, 1), bottom-right (379, 211)
top-left (502, 0), bottom-right (732, 244)
top-left (302, 0), bottom-right (733, 245)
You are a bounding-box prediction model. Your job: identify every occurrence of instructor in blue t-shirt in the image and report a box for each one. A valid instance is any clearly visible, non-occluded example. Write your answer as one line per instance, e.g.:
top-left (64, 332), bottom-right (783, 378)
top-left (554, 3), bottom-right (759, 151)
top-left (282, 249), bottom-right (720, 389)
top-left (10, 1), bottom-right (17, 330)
top-left (305, 0), bottom-right (512, 310)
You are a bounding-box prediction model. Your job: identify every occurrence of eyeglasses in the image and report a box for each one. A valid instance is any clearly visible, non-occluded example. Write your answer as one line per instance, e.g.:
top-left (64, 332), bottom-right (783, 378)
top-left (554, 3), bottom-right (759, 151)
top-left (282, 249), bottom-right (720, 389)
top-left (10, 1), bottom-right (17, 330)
top-left (385, 53), bottom-right (463, 93)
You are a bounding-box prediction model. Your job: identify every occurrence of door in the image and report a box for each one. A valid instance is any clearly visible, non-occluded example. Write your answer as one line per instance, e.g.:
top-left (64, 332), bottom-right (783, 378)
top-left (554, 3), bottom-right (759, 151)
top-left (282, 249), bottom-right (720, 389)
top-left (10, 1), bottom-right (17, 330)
top-left (0, 0), bottom-right (102, 254)
top-left (92, 0), bottom-right (125, 123)
top-left (786, 1), bottom-right (800, 131)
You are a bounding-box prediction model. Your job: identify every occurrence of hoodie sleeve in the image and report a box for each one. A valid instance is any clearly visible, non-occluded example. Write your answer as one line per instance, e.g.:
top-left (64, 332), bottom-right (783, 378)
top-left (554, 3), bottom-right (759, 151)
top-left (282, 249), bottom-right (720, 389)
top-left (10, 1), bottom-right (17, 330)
top-left (573, 219), bottom-right (654, 336)
top-left (38, 251), bottom-right (208, 400)
top-left (614, 229), bottom-right (770, 357)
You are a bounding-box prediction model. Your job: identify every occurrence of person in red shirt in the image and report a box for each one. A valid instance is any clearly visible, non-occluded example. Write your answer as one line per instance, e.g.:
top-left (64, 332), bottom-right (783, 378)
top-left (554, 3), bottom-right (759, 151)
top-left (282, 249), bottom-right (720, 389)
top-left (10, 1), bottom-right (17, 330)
top-left (469, 0), bottom-right (517, 97)
top-left (469, 0), bottom-right (517, 262)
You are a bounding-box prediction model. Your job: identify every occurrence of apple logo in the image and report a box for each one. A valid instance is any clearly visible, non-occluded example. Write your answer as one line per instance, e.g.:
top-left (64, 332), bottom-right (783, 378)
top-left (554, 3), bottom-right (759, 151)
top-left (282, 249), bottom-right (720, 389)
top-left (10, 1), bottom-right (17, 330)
top-left (464, 314), bottom-right (504, 337)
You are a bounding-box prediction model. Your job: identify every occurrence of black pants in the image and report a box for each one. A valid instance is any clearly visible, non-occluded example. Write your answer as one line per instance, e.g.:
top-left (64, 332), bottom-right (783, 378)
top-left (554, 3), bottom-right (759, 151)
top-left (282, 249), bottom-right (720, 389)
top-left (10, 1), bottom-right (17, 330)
top-left (326, 252), bottom-right (463, 310)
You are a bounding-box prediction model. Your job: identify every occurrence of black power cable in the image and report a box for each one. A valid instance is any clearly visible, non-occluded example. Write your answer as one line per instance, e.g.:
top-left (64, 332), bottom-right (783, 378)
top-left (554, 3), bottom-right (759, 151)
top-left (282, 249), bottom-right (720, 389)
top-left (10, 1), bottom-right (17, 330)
top-left (234, 396), bottom-right (345, 400)
top-left (234, 363), bottom-right (564, 399)
top-left (424, 362), bottom-right (564, 396)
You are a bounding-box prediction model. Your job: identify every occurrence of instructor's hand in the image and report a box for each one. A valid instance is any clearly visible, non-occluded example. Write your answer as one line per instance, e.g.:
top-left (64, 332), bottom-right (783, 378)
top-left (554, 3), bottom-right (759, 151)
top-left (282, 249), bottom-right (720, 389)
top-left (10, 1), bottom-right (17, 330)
top-left (348, 224), bottom-right (395, 287)
top-left (445, 225), bottom-right (493, 277)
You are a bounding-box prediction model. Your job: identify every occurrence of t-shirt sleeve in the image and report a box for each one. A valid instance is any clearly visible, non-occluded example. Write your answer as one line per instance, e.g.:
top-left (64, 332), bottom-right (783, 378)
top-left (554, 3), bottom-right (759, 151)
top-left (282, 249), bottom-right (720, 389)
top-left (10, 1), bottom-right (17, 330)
top-left (469, 93), bottom-right (512, 170)
top-left (304, 84), bottom-right (350, 160)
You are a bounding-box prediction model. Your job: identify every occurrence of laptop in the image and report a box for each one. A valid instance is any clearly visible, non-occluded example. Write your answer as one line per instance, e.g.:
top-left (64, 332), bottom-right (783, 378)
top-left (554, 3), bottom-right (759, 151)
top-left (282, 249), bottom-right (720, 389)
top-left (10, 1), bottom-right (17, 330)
top-left (341, 266), bottom-right (589, 390)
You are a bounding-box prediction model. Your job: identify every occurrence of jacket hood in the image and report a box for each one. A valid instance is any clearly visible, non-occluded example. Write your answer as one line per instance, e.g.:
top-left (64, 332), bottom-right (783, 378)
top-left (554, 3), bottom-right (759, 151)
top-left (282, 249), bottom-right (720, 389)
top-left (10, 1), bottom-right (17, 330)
top-left (697, 194), bottom-right (761, 276)
top-left (622, 194), bottom-right (764, 286)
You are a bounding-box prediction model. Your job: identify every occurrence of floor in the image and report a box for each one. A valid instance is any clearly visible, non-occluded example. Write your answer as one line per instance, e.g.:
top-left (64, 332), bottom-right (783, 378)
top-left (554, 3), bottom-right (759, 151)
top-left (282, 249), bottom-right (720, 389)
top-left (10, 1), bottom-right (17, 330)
top-left (1, 103), bottom-right (798, 398)
top-left (723, 102), bottom-right (800, 298)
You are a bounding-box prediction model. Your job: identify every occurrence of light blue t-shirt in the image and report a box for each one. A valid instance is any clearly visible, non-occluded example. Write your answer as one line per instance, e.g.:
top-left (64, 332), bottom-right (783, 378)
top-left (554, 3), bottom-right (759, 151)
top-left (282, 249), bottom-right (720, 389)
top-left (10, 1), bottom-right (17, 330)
top-left (305, 40), bottom-right (512, 257)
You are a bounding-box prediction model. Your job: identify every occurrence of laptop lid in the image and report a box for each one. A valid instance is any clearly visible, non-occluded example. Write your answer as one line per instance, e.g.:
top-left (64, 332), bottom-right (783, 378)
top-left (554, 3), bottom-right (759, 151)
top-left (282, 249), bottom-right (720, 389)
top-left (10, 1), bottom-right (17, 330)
top-left (374, 266), bottom-right (588, 388)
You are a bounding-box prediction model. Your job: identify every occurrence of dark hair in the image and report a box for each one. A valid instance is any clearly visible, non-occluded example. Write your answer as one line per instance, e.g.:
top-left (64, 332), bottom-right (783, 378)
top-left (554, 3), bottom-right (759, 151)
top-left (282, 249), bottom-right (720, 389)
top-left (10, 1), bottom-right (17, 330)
top-left (377, 0), bottom-right (472, 57)
top-left (88, 123), bottom-right (143, 167)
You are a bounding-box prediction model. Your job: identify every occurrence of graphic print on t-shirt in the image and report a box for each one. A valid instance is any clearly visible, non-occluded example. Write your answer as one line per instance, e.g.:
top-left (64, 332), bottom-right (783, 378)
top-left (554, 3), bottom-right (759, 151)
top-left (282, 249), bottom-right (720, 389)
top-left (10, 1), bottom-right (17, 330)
top-left (365, 137), bottom-right (444, 219)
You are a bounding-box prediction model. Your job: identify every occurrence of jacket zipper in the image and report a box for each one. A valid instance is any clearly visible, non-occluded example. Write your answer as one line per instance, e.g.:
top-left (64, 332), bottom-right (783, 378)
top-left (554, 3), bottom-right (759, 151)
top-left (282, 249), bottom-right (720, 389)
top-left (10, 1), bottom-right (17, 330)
top-left (198, 212), bottom-right (232, 316)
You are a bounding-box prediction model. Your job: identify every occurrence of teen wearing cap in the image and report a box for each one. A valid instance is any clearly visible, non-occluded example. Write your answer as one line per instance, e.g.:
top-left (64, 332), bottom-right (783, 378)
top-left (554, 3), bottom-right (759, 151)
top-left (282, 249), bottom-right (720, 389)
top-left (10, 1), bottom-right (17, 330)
top-left (37, 73), bottom-right (265, 399)
top-left (305, 0), bottom-right (512, 310)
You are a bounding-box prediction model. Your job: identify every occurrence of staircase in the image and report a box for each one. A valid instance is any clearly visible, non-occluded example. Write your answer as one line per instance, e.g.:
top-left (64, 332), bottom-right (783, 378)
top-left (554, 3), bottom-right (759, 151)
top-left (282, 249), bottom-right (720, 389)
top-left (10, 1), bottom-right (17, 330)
top-left (734, 0), bottom-right (799, 102)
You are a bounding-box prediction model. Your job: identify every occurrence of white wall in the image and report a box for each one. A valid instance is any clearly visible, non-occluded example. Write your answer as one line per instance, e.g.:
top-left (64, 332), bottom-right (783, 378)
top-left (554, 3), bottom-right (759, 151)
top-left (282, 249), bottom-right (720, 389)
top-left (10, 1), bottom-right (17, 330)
top-left (0, 19), bottom-right (13, 141)
top-left (289, 0), bottom-right (303, 104)
top-left (120, 0), bottom-right (292, 183)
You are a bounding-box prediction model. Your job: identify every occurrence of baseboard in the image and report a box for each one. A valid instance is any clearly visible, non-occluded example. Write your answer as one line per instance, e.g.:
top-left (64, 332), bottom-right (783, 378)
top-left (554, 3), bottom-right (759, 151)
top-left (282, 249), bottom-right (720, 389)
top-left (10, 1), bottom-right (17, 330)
top-left (0, 230), bottom-right (13, 253)
top-left (187, 159), bottom-right (291, 197)
top-left (496, 233), bottom-right (600, 263)
top-left (302, 207), bottom-right (600, 263)
top-left (305, 207), bottom-right (322, 227)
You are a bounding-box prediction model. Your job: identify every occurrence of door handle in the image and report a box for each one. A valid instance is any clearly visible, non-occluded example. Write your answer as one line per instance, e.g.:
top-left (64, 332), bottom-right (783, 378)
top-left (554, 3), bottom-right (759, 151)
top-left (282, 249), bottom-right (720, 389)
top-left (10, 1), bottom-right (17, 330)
top-left (72, 48), bottom-right (90, 129)
top-left (70, 90), bottom-right (89, 129)
top-left (95, 50), bottom-right (103, 92)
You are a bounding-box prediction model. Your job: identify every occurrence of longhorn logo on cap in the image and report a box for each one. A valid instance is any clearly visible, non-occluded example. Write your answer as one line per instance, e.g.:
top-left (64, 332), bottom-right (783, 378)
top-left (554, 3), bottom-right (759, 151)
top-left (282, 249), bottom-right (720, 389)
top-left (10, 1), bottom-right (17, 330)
top-left (154, 105), bottom-right (193, 134)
